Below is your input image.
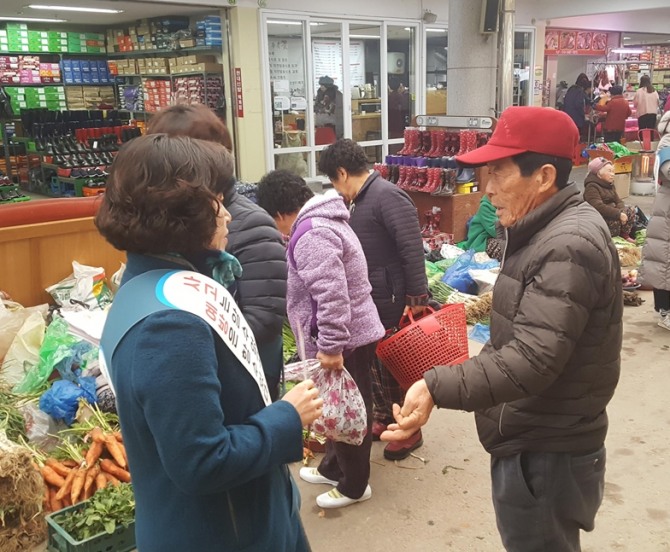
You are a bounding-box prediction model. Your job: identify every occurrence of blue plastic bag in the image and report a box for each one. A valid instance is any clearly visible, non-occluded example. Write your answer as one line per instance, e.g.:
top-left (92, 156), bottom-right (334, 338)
top-left (442, 250), bottom-right (499, 294)
top-left (39, 377), bottom-right (97, 425)
top-left (469, 323), bottom-right (491, 344)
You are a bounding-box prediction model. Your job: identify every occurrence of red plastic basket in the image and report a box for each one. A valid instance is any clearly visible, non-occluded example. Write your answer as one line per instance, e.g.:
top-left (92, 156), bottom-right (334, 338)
top-left (376, 304), bottom-right (469, 390)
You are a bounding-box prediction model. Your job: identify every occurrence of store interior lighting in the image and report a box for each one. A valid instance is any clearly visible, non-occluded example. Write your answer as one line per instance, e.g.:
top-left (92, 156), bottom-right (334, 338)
top-left (0, 15), bottom-right (67, 22)
top-left (28, 4), bottom-right (124, 13)
top-left (267, 20), bottom-right (323, 26)
top-left (611, 48), bottom-right (646, 54)
top-left (349, 34), bottom-right (380, 39)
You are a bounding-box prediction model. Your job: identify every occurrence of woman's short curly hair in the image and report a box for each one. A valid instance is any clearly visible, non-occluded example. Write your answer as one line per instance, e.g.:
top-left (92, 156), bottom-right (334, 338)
top-left (256, 170), bottom-right (314, 217)
top-left (95, 134), bottom-right (234, 255)
top-left (317, 139), bottom-right (368, 180)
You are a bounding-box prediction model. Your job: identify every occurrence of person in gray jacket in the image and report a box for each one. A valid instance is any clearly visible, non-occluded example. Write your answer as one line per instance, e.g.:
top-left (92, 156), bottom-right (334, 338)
top-left (318, 139), bottom-right (429, 461)
top-left (382, 107), bottom-right (622, 552)
top-left (147, 104), bottom-right (287, 399)
top-left (639, 147), bottom-right (670, 330)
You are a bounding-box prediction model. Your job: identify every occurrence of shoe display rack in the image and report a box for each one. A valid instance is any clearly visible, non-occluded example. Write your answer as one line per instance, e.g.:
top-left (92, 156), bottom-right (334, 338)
top-left (16, 109), bottom-right (141, 197)
top-left (373, 128), bottom-right (489, 196)
top-left (372, 117), bottom-right (494, 243)
top-left (0, 171), bottom-right (29, 202)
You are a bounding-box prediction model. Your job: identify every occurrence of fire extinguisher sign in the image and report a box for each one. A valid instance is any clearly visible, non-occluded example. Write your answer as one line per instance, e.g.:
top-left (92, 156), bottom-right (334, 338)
top-left (235, 68), bottom-right (244, 117)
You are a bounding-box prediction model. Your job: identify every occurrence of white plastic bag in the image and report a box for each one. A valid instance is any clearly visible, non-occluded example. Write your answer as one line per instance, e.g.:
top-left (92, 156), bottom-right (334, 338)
top-left (0, 300), bottom-right (48, 364)
top-left (46, 261), bottom-right (113, 311)
top-left (1, 311), bottom-right (46, 386)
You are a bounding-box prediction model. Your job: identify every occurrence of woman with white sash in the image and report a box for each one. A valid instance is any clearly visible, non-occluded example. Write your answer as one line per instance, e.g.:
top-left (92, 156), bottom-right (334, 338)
top-left (96, 134), bottom-right (322, 552)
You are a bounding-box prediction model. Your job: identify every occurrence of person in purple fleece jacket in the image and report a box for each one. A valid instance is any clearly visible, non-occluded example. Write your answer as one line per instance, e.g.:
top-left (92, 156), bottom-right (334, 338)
top-left (257, 170), bottom-right (385, 510)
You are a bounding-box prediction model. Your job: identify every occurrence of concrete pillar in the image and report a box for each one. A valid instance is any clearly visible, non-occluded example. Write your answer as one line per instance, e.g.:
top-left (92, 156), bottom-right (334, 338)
top-left (446, 0), bottom-right (498, 117)
top-left (498, 0), bottom-right (515, 111)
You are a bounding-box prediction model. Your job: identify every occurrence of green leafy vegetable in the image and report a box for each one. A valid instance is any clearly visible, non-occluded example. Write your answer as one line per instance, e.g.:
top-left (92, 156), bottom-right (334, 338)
top-left (53, 483), bottom-right (134, 541)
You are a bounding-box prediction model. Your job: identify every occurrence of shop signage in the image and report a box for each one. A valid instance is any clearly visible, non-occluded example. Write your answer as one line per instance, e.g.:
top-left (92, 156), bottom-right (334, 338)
top-left (234, 67), bottom-right (244, 117)
top-left (545, 30), bottom-right (608, 56)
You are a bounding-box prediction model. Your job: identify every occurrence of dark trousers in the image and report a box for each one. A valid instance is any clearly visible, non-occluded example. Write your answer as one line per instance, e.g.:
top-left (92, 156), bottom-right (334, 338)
top-left (638, 113), bottom-right (657, 130)
top-left (318, 342), bottom-right (376, 499)
top-left (370, 356), bottom-right (404, 424)
top-left (603, 130), bottom-right (623, 143)
top-left (653, 289), bottom-right (670, 312)
top-left (606, 205), bottom-right (635, 238)
top-left (491, 447), bottom-right (606, 552)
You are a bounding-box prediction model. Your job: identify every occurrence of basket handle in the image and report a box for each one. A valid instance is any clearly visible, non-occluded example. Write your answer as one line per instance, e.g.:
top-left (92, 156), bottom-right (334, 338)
top-left (398, 305), bottom-right (436, 329)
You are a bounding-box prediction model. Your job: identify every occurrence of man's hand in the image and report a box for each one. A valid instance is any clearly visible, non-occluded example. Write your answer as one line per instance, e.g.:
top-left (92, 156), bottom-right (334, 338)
top-left (380, 379), bottom-right (435, 442)
top-left (403, 305), bottom-right (429, 318)
top-left (316, 351), bottom-right (344, 371)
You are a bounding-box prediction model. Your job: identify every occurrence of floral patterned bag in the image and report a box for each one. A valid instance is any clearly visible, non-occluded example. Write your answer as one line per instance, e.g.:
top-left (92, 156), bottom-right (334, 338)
top-left (284, 359), bottom-right (367, 446)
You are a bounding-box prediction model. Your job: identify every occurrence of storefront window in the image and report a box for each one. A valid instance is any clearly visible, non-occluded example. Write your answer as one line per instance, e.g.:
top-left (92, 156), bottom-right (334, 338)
top-left (514, 31), bottom-right (533, 106)
top-left (425, 27), bottom-right (448, 117)
top-left (267, 19), bottom-right (309, 153)
top-left (387, 25), bottom-right (417, 154)
top-left (350, 24), bottom-right (382, 164)
top-left (263, 16), bottom-right (418, 176)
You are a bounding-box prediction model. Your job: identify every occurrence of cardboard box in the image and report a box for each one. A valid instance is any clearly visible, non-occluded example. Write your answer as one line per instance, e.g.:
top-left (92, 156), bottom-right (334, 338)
top-left (614, 173), bottom-right (631, 199)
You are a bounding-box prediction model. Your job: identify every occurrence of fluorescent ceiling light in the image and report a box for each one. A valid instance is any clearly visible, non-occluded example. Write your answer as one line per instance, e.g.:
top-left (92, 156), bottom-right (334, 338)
top-left (0, 15), bottom-right (66, 22)
top-left (427, 28), bottom-right (446, 33)
top-left (267, 20), bottom-right (322, 26)
top-left (28, 4), bottom-right (123, 13)
top-left (611, 48), bottom-right (646, 54)
top-left (350, 34), bottom-right (379, 39)
top-left (623, 36), bottom-right (631, 39)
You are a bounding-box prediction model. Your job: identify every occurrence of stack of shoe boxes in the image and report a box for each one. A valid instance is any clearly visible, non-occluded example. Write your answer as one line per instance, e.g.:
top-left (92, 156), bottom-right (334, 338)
top-left (62, 59), bottom-right (112, 84)
top-left (81, 86), bottom-right (115, 108)
top-left (5, 85), bottom-right (66, 110)
top-left (5, 24), bottom-right (30, 52)
top-left (18, 56), bottom-right (42, 84)
top-left (0, 56), bottom-right (19, 84)
top-left (169, 54), bottom-right (222, 75)
top-left (201, 16), bottom-right (222, 47)
top-left (65, 86), bottom-right (86, 110)
top-left (39, 61), bottom-right (61, 83)
top-left (143, 78), bottom-right (172, 111)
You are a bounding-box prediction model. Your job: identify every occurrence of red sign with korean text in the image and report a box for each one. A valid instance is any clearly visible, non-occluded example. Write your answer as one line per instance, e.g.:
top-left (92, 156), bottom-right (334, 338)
top-left (234, 67), bottom-right (244, 117)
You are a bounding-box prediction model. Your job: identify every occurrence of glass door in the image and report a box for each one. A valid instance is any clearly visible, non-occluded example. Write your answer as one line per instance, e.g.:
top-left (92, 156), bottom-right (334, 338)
top-left (387, 25), bottom-right (418, 154)
top-left (514, 29), bottom-right (535, 106)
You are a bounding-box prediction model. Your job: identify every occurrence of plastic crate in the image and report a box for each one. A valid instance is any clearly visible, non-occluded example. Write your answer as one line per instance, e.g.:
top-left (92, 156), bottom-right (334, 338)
top-left (46, 503), bottom-right (135, 552)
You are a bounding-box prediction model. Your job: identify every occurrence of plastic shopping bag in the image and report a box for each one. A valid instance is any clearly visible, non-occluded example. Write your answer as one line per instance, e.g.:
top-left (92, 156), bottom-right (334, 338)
top-left (284, 359), bottom-right (368, 446)
top-left (1, 311), bottom-right (46, 387)
top-left (311, 367), bottom-right (368, 446)
top-left (39, 377), bottom-right (97, 426)
top-left (46, 261), bottom-right (113, 311)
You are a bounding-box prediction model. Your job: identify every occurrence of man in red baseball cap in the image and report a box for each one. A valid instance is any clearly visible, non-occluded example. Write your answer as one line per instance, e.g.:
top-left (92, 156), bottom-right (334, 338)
top-left (383, 106), bottom-right (622, 551)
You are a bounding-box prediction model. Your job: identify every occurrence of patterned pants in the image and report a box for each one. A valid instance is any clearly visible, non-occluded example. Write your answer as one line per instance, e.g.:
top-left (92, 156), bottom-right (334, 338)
top-left (371, 356), bottom-right (405, 424)
top-left (606, 205), bottom-right (635, 238)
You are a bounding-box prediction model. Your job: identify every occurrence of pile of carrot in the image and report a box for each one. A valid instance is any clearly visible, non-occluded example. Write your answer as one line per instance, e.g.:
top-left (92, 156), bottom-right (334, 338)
top-left (39, 427), bottom-right (131, 513)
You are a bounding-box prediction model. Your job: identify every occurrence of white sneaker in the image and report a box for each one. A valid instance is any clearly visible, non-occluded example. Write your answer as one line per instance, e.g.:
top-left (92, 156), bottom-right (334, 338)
top-left (299, 467), bottom-right (337, 486)
top-left (658, 313), bottom-right (670, 331)
top-left (316, 485), bottom-right (372, 509)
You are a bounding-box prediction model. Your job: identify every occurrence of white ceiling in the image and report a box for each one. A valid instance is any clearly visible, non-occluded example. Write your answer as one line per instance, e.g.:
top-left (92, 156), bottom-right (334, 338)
top-left (0, 0), bottom-right (216, 26)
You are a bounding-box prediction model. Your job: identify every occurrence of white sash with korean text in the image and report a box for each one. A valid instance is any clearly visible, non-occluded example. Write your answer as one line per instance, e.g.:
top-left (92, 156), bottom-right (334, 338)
top-left (158, 270), bottom-right (271, 406)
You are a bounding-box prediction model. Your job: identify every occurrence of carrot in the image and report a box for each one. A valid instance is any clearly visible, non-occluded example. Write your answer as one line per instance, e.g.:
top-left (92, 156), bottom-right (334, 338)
top-left (62, 459), bottom-right (78, 468)
top-left (103, 472), bottom-right (120, 487)
top-left (117, 441), bottom-right (128, 467)
top-left (46, 458), bottom-right (71, 478)
top-left (61, 494), bottom-right (72, 507)
top-left (104, 435), bottom-right (127, 469)
top-left (90, 427), bottom-right (106, 444)
top-left (55, 468), bottom-right (76, 501)
top-left (49, 487), bottom-right (63, 513)
top-left (95, 473), bottom-right (108, 491)
top-left (113, 431), bottom-right (123, 443)
top-left (100, 459), bottom-right (131, 483)
top-left (70, 468), bottom-right (87, 504)
top-left (43, 484), bottom-right (50, 509)
top-left (84, 464), bottom-right (100, 494)
top-left (85, 441), bottom-right (104, 468)
top-left (41, 465), bottom-right (66, 488)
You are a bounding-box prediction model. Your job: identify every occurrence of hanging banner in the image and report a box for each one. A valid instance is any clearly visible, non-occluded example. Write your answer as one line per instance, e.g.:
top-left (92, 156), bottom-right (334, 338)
top-left (234, 67), bottom-right (244, 117)
top-left (545, 29), bottom-right (608, 56)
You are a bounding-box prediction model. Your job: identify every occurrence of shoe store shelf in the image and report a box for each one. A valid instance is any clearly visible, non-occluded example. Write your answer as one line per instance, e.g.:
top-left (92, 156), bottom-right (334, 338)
top-left (106, 46), bottom-right (220, 58)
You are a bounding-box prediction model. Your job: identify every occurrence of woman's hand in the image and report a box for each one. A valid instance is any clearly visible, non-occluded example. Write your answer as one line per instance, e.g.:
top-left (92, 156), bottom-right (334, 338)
top-left (281, 379), bottom-right (323, 426)
top-left (620, 212), bottom-right (628, 223)
top-left (316, 351), bottom-right (344, 371)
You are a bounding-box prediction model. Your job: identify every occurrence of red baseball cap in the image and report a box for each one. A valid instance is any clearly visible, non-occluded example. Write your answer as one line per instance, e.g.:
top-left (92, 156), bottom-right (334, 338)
top-left (456, 106), bottom-right (579, 166)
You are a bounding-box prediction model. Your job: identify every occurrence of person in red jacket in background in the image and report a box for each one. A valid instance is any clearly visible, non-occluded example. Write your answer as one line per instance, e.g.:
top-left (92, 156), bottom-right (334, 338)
top-left (594, 85), bottom-right (631, 143)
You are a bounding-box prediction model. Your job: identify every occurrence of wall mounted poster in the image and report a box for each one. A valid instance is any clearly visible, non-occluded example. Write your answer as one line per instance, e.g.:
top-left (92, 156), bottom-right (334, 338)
top-left (545, 29), bottom-right (608, 56)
